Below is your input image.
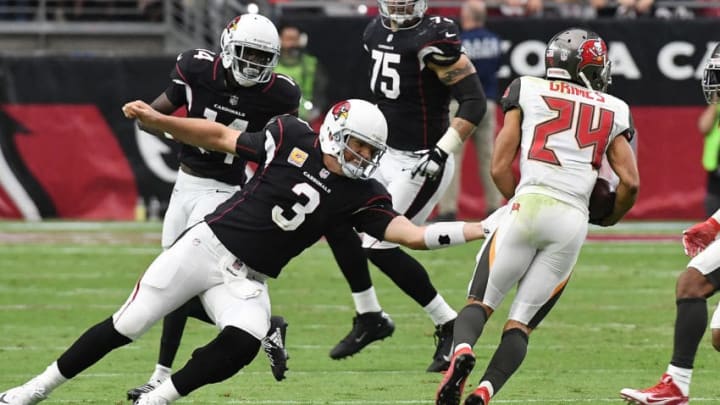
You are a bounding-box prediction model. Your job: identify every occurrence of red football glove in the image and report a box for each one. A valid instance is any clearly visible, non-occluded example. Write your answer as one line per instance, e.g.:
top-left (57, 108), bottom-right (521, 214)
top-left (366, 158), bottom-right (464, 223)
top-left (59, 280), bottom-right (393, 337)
top-left (682, 217), bottom-right (720, 257)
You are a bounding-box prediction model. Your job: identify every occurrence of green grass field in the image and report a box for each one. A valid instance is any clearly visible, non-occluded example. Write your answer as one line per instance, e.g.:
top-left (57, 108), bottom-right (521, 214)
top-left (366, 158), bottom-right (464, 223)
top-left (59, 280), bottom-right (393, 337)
top-left (1, 221), bottom-right (719, 404)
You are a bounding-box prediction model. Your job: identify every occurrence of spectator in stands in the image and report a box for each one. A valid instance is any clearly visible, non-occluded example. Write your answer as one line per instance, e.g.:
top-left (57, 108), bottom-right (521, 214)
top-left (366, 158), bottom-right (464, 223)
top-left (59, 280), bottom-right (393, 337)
top-left (436, 0), bottom-right (503, 221)
top-left (275, 24), bottom-right (329, 127)
top-left (698, 103), bottom-right (720, 216)
top-left (0, 0), bottom-right (34, 20)
top-left (139, 0), bottom-right (162, 21)
top-left (592, 0), bottom-right (655, 18)
top-left (499, 0), bottom-right (543, 17)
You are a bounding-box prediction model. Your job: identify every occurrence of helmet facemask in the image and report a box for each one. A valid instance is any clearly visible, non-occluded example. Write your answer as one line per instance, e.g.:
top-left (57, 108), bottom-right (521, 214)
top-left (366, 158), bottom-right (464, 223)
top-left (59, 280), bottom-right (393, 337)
top-left (703, 58), bottom-right (720, 104)
top-left (579, 59), bottom-right (612, 92)
top-left (226, 43), bottom-right (278, 86)
top-left (329, 129), bottom-right (385, 179)
top-left (378, 0), bottom-right (427, 31)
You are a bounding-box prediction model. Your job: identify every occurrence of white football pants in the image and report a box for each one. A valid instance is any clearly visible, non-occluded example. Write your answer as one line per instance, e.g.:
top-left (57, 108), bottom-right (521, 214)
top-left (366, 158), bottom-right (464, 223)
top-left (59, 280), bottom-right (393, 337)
top-left (161, 169), bottom-right (240, 249)
top-left (113, 222), bottom-right (271, 341)
top-left (471, 193), bottom-right (588, 326)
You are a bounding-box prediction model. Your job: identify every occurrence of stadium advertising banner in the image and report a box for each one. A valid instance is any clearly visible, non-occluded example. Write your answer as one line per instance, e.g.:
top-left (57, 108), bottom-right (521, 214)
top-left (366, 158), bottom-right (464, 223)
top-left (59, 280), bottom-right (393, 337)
top-left (0, 19), bottom-right (715, 220)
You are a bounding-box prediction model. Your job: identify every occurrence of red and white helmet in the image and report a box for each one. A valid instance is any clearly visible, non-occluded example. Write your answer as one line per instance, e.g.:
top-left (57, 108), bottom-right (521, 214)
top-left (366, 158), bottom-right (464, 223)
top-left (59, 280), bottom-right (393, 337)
top-left (220, 14), bottom-right (280, 87)
top-left (319, 99), bottom-right (388, 180)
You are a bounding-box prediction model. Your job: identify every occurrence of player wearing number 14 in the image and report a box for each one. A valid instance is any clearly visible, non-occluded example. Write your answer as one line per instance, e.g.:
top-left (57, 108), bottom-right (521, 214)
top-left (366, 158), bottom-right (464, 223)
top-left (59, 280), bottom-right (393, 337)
top-left (435, 28), bottom-right (639, 405)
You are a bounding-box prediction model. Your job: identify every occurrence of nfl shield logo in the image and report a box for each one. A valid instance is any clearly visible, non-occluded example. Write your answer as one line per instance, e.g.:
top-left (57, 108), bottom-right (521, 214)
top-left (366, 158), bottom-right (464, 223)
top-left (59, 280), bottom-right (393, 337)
top-left (229, 95), bottom-right (239, 106)
top-left (320, 168), bottom-right (330, 179)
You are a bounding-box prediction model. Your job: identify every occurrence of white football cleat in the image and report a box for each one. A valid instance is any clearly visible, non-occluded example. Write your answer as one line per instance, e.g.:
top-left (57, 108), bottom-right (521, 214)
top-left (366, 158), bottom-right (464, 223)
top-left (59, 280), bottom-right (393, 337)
top-left (133, 394), bottom-right (170, 405)
top-left (0, 383), bottom-right (47, 405)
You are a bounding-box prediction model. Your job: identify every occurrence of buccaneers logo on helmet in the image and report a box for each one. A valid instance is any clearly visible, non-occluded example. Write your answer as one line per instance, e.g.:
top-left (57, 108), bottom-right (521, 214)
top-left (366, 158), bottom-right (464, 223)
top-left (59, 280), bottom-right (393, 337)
top-left (577, 39), bottom-right (607, 72)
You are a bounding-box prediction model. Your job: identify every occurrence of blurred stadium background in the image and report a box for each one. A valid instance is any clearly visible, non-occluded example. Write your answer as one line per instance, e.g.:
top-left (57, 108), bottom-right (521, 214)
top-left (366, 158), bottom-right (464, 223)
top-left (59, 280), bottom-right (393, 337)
top-left (0, 0), bottom-right (716, 221)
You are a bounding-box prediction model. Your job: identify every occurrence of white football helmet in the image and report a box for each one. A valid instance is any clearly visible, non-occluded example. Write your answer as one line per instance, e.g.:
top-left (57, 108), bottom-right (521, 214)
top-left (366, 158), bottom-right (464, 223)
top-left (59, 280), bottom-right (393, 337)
top-left (378, 0), bottom-right (427, 30)
top-left (319, 99), bottom-right (388, 180)
top-left (220, 14), bottom-right (280, 87)
top-left (703, 43), bottom-right (720, 104)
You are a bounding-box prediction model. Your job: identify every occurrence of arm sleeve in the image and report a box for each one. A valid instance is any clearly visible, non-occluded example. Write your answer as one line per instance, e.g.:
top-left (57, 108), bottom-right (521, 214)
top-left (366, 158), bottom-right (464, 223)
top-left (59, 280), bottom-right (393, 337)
top-left (500, 77), bottom-right (522, 112)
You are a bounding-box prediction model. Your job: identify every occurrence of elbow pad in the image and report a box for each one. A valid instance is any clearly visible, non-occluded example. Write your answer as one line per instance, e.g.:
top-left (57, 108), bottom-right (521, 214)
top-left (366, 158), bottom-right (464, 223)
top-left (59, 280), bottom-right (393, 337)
top-left (451, 74), bottom-right (487, 126)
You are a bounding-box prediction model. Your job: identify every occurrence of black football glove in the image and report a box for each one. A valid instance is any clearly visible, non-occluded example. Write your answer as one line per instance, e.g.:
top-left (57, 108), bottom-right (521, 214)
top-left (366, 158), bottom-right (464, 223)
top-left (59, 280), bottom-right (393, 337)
top-left (411, 146), bottom-right (448, 180)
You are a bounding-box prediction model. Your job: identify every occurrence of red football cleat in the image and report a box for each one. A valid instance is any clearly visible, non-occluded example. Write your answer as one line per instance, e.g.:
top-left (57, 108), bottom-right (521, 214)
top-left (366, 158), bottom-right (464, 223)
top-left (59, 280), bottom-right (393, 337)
top-left (620, 374), bottom-right (689, 405)
top-left (464, 385), bottom-right (490, 405)
top-left (435, 346), bottom-right (476, 405)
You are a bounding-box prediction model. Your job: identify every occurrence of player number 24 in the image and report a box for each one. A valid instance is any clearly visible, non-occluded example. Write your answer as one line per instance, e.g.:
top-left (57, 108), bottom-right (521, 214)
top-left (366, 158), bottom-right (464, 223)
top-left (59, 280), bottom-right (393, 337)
top-left (530, 96), bottom-right (615, 168)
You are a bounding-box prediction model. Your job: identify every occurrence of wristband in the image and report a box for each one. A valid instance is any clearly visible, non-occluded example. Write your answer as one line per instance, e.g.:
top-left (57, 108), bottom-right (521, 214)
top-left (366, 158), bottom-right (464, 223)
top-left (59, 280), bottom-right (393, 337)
top-left (424, 221), bottom-right (467, 249)
top-left (436, 127), bottom-right (464, 155)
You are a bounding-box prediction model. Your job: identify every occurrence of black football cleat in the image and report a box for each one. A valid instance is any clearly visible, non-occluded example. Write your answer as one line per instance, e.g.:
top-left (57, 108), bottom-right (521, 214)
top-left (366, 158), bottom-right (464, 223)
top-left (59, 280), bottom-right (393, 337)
top-left (329, 311), bottom-right (395, 359)
top-left (427, 319), bottom-right (455, 372)
top-left (262, 315), bottom-right (290, 382)
top-left (127, 380), bottom-right (163, 402)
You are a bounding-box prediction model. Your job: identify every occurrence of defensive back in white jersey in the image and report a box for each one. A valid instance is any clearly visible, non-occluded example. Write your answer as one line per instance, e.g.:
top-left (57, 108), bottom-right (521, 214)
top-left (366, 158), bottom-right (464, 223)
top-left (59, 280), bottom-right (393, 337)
top-left (507, 75), bottom-right (633, 213)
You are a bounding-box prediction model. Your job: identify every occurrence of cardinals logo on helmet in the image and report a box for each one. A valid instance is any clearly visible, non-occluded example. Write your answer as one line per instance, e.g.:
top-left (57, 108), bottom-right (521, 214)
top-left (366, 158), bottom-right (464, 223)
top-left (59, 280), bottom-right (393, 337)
top-left (577, 39), bottom-right (606, 71)
top-left (226, 16), bottom-right (241, 31)
top-left (331, 101), bottom-right (351, 122)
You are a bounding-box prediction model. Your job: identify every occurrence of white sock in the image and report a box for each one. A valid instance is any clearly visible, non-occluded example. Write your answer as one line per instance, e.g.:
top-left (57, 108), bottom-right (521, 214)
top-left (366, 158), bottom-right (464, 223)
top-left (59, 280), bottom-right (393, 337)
top-left (150, 379), bottom-right (181, 402)
top-left (423, 294), bottom-right (458, 326)
top-left (32, 362), bottom-right (67, 394)
top-left (479, 381), bottom-right (494, 398)
top-left (666, 364), bottom-right (692, 396)
top-left (453, 343), bottom-right (472, 355)
top-left (352, 287), bottom-right (382, 314)
top-left (149, 364), bottom-right (172, 383)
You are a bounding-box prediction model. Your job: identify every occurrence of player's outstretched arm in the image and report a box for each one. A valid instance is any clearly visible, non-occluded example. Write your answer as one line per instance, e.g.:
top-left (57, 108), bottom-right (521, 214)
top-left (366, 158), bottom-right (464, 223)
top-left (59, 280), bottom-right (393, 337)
top-left (382, 215), bottom-right (485, 250)
top-left (602, 134), bottom-right (640, 226)
top-left (123, 100), bottom-right (240, 155)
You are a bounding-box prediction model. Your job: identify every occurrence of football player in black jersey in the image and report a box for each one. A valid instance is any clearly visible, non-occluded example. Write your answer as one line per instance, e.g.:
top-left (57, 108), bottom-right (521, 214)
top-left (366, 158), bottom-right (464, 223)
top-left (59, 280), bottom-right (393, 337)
top-left (327, 0), bottom-right (488, 372)
top-left (0, 99), bottom-right (489, 405)
top-left (126, 14), bottom-right (300, 400)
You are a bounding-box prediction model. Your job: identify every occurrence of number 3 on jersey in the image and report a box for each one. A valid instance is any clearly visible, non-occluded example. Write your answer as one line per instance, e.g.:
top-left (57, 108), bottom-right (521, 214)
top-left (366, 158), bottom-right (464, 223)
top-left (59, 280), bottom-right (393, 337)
top-left (370, 50), bottom-right (400, 99)
top-left (530, 96), bottom-right (614, 169)
top-left (271, 183), bottom-right (320, 231)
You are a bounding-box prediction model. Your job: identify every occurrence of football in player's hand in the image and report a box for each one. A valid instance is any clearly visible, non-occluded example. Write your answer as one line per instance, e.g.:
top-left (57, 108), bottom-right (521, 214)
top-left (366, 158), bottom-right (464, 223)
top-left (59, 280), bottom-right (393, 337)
top-left (589, 178), bottom-right (616, 224)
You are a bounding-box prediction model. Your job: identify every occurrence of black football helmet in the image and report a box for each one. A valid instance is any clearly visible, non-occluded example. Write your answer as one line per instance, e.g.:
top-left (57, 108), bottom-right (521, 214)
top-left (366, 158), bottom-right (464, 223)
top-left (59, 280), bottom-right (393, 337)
top-left (702, 43), bottom-right (720, 104)
top-left (545, 28), bottom-right (611, 92)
